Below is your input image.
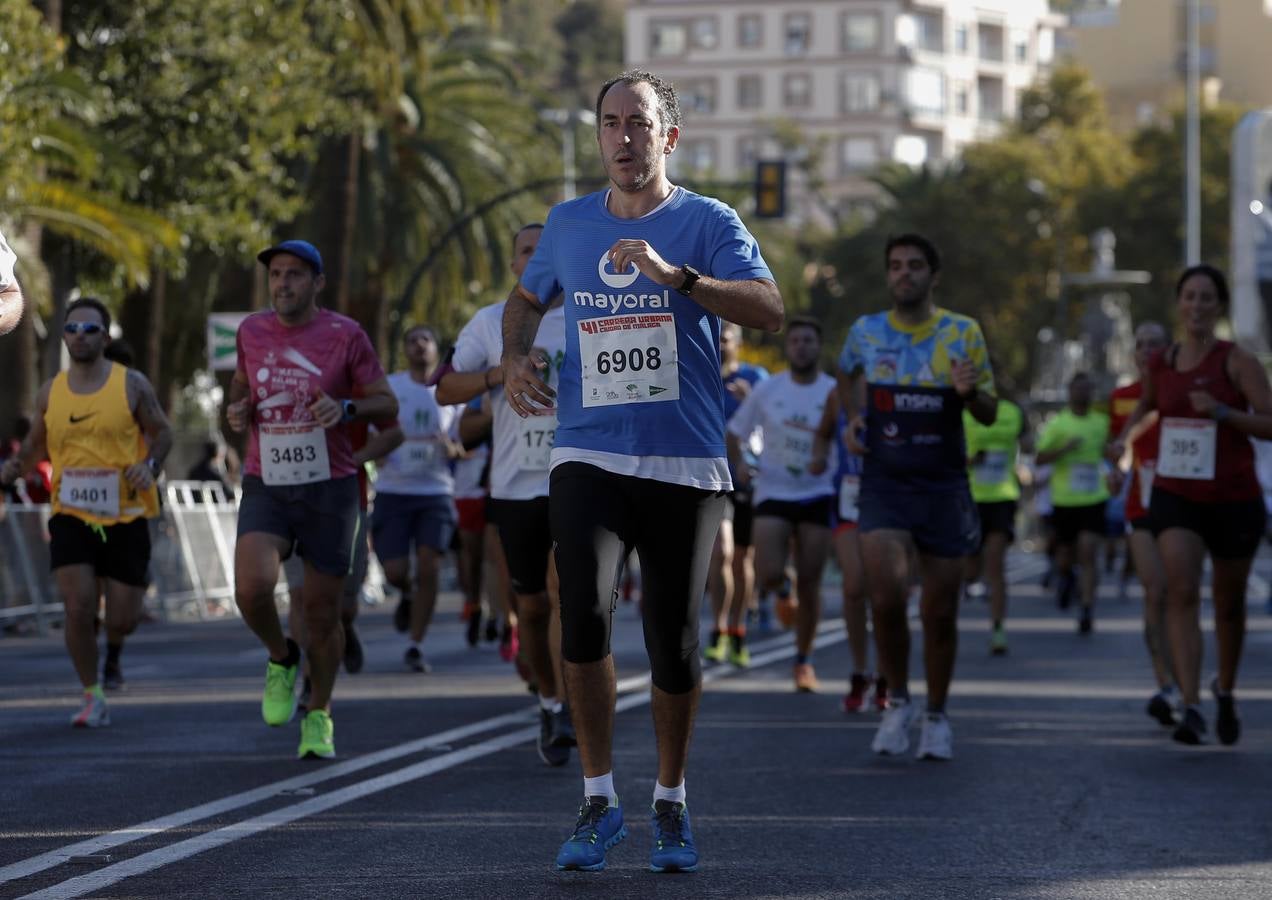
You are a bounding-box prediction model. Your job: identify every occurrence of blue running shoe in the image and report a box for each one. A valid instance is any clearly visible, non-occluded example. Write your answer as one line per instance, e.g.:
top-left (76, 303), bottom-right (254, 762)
top-left (555, 796), bottom-right (626, 871)
top-left (649, 800), bottom-right (698, 873)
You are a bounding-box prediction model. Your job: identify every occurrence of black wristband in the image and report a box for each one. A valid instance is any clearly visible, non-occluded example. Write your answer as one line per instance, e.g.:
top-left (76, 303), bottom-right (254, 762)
top-left (484, 368), bottom-right (494, 389)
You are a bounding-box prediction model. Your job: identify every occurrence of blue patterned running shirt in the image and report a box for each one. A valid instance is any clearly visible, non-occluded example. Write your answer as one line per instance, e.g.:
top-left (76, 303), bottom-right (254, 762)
top-left (838, 308), bottom-right (994, 493)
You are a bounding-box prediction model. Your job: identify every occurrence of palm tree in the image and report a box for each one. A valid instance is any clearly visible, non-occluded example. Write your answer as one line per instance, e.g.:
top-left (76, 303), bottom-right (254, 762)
top-left (302, 3), bottom-right (559, 354)
top-left (0, 2), bottom-right (179, 424)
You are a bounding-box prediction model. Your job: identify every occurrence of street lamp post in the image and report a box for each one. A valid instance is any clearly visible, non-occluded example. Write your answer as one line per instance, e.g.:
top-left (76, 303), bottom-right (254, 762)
top-left (1184, 0), bottom-right (1201, 266)
top-left (540, 108), bottom-right (597, 201)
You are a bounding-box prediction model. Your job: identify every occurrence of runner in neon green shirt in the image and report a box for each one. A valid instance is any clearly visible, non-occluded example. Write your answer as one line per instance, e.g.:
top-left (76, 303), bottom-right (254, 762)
top-left (1036, 373), bottom-right (1110, 634)
top-left (963, 398), bottom-right (1027, 655)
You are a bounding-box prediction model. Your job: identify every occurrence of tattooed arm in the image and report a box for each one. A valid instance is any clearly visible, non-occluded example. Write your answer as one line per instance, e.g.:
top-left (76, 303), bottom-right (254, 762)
top-left (125, 369), bottom-right (174, 490)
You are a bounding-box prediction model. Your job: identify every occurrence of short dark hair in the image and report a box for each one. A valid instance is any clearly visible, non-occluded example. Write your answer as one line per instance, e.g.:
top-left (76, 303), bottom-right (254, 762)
top-left (514, 223), bottom-right (544, 242)
top-left (787, 315), bottom-right (822, 340)
top-left (404, 324), bottom-right (437, 344)
top-left (1176, 263), bottom-right (1230, 307)
top-left (66, 297), bottom-right (111, 332)
top-left (885, 233), bottom-right (941, 274)
top-left (596, 70), bottom-right (682, 134)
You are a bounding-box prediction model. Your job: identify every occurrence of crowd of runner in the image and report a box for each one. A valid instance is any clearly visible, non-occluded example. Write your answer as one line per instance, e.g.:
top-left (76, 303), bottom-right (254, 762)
top-left (3, 68), bottom-right (1271, 875)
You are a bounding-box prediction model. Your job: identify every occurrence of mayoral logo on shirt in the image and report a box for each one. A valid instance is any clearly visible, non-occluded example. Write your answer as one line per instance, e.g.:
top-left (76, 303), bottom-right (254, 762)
top-left (598, 250), bottom-right (640, 289)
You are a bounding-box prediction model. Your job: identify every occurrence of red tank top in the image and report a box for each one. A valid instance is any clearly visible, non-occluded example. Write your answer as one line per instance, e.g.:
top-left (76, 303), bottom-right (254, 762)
top-left (1149, 340), bottom-right (1259, 503)
top-left (1109, 381), bottom-right (1159, 520)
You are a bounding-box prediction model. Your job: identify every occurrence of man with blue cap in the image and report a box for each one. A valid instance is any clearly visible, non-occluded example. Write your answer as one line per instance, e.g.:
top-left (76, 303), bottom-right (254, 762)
top-left (226, 239), bottom-right (398, 759)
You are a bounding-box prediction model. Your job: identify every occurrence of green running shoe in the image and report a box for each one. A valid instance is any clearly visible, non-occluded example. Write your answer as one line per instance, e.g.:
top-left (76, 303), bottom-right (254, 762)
top-left (261, 655), bottom-right (299, 726)
top-left (703, 633), bottom-right (729, 663)
top-left (728, 640), bottom-right (751, 668)
top-left (298, 709), bottom-right (335, 759)
top-left (990, 626), bottom-right (1008, 656)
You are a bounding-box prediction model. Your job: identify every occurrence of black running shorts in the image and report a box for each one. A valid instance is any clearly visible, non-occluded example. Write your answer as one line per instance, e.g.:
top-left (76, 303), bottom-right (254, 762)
top-left (49, 514), bottom-right (151, 587)
top-left (549, 462), bottom-right (725, 694)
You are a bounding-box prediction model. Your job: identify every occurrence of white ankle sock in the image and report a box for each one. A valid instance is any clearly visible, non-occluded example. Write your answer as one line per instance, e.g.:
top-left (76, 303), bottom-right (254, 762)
top-left (538, 695), bottom-right (563, 714)
top-left (583, 772), bottom-right (617, 805)
top-left (653, 780), bottom-right (686, 805)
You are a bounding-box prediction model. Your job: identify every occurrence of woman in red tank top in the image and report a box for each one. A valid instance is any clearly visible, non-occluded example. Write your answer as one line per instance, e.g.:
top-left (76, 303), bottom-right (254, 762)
top-left (1110, 264), bottom-right (1272, 747)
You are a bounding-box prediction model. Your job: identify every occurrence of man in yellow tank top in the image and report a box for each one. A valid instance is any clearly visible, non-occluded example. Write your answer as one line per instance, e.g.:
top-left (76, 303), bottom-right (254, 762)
top-left (1, 297), bottom-right (172, 727)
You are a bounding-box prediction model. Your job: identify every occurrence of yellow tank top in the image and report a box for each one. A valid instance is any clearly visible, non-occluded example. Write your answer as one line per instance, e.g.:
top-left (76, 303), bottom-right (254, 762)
top-left (46, 363), bottom-right (159, 524)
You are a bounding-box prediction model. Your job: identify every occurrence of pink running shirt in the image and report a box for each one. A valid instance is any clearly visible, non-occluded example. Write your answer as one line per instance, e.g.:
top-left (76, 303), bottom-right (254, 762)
top-left (235, 308), bottom-right (386, 481)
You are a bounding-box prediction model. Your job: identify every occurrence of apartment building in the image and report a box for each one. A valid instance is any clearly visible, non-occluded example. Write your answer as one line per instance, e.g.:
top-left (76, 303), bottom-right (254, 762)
top-left (623, 0), bottom-right (1061, 214)
top-left (1062, 0), bottom-right (1272, 130)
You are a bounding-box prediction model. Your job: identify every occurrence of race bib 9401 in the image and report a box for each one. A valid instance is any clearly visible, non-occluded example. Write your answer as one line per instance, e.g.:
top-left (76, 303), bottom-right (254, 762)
top-left (59, 468), bottom-right (120, 518)
top-left (579, 314), bottom-right (678, 408)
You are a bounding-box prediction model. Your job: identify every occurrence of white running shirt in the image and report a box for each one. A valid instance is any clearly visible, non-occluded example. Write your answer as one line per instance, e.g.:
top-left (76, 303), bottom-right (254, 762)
top-left (375, 371), bottom-right (462, 497)
top-left (451, 301), bottom-right (567, 501)
top-left (727, 371), bottom-right (837, 506)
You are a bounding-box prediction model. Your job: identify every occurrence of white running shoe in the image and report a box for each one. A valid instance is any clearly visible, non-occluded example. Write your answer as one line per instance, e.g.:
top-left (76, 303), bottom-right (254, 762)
top-left (916, 712), bottom-right (953, 761)
top-left (871, 699), bottom-right (916, 755)
top-left (70, 690), bottom-right (110, 728)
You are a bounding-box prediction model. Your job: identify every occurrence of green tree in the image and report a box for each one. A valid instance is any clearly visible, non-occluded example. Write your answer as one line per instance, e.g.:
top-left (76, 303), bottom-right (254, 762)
top-left (808, 64), bottom-right (1137, 394)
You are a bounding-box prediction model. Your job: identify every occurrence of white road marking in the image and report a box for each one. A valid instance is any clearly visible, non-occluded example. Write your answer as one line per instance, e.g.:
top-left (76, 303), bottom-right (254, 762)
top-left (17, 625), bottom-right (844, 900)
top-left (9, 555), bottom-right (1059, 896)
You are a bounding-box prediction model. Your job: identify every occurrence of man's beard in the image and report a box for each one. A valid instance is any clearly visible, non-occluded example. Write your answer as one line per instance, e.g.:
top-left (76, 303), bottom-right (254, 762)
top-left (789, 359), bottom-right (819, 377)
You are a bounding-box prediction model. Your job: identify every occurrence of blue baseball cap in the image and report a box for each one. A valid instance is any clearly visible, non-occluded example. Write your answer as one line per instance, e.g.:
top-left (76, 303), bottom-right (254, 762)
top-left (257, 239), bottom-right (323, 275)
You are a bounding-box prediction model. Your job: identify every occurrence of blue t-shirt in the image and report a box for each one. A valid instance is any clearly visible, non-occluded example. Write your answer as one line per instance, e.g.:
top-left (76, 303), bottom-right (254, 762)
top-left (838, 308), bottom-right (993, 493)
top-left (834, 412), bottom-right (865, 480)
top-left (723, 363), bottom-right (768, 421)
top-left (519, 188), bottom-right (773, 458)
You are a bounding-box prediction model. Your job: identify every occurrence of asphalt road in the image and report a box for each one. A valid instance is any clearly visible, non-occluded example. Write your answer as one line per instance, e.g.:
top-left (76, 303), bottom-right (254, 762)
top-left (3, 549), bottom-right (1272, 899)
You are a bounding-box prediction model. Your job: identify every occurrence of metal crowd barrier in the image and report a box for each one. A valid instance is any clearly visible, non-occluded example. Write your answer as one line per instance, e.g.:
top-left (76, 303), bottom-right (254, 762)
top-left (0, 481), bottom-right (296, 634)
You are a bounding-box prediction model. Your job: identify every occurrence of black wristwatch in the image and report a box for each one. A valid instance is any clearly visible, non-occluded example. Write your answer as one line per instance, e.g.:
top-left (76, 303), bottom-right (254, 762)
top-left (146, 457), bottom-right (161, 477)
top-left (341, 399), bottom-right (358, 423)
top-left (677, 264), bottom-right (701, 296)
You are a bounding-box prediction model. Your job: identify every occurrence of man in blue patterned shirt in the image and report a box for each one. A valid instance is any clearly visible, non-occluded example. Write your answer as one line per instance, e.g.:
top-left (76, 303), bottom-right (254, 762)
top-left (835, 233), bottom-right (997, 762)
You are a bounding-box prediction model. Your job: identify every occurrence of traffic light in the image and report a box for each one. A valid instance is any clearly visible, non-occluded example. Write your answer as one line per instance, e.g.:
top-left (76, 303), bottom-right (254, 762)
top-left (754, 160), bottom-right (786, 219)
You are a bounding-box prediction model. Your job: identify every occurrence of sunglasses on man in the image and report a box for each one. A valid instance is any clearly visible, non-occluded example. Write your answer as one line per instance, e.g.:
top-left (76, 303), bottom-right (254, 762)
top-left (63, 322), bottom-right (104, 335)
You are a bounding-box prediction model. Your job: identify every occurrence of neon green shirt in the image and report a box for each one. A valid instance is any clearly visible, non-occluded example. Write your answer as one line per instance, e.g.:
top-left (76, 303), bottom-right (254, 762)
top-left (964, 399), bottom-right (1024, 503)
top-left (1039, 408), bottom-right (1110, 507)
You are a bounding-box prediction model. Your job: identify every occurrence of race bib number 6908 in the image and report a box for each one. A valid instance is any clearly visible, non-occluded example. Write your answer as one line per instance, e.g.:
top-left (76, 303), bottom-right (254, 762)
top-left (579, 314), bottom-right (679, 408)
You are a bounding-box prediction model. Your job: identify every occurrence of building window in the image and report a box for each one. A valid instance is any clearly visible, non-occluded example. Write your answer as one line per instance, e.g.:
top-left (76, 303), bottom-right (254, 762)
top-left (842, 12), bottom-right (880, 52)
top-left (681, 138), bottom-right (717, 172)
top-left (785, 12), bottom-right (811, 55)
top-left (954, 83), bottom-right (970, 115)
top-left (915, 10), bottom-right (943, 52)
top-left (907, 68), bottom-right (945, 115)
top-left (650, 21), bottom-right (688, 58)
top-left (737, 74), bottom-right (763, 110)
top-left (978, 23), bottom-right (1004, 61)
top-left (841, 72), bottom-right (880, 113)
top-left (692, 17), bottom-right (719, 50)
top-left (783, 72), bottom-right (812, 108)
top-left (681, 79), bottom-right (718, 115)
top-left (738, 13), bottom-right (763, 48)
top-left (738, 136), bottom-right (760, 171)
top-left (1013, 36), bottom-right (1029, 64)
top-left (953, 24), bottom-right (970, 54)
top-left (977, 76), bottom-right (1003, 119)
top-left (841, 136), bottom-right (879, 173)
